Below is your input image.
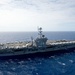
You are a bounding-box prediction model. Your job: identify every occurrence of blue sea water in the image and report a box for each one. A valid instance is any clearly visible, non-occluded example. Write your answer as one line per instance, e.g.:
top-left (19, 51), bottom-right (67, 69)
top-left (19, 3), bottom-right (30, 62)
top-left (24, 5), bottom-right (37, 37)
top-left (0, 32), bottom-right (75, 75)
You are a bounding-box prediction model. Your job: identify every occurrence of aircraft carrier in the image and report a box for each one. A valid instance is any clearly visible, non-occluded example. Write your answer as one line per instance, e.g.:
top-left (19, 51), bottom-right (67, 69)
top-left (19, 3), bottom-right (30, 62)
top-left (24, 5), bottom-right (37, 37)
top-left (0, 27), bottom-right (75, 59)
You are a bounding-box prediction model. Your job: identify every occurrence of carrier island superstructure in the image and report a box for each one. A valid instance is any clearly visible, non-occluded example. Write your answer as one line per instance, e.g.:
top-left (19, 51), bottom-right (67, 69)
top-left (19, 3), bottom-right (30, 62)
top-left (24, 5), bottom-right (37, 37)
top-left (0, 27), bottom-right (75, 59)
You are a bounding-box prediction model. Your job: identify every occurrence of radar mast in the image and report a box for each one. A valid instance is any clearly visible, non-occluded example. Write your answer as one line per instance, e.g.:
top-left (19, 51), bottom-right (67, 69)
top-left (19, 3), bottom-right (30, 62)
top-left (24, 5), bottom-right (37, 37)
top-left (38, 27), bottom-right (43, 38)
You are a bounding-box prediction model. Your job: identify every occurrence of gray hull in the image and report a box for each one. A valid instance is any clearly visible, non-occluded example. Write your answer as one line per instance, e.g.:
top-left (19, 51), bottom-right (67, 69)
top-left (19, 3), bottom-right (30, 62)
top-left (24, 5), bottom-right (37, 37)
top-left (0, 41), bottom-right (75, 59)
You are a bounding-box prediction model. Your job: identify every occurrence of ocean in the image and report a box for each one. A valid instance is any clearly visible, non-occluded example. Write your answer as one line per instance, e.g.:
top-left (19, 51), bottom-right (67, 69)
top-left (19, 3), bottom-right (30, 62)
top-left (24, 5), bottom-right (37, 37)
top-left (0, 32), bottom-right (75, 75)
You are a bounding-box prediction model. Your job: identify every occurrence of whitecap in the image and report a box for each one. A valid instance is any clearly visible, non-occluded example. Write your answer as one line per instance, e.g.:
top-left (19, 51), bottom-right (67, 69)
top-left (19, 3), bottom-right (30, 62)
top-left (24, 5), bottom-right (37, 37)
top-left (58, 61), bottom-right (66, 66)
top-left (62, 63), bottom-right (66, 66)
top-left (18, 61), bottom-right (24, 65)
top-left (51, 56), bottom-right (55, 58)
top-left (69, 60), bottom-right (73, 63)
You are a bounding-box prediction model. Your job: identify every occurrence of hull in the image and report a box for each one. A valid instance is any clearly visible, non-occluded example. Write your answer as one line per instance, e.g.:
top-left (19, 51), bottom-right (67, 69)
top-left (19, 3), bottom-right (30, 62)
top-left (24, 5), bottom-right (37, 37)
top-left (0, 46), bottom-right (75, 59)
top-left (0, 40), bottom-right (75, 59)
